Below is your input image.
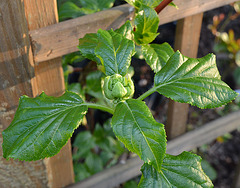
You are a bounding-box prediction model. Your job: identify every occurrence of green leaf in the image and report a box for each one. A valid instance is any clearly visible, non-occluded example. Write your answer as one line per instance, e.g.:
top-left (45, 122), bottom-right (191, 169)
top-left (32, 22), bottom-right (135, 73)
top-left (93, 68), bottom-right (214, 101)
top-left (63, 51), bottom-right (85, 65)
top-left (95, 29), bottom-right (135, 76)
top-left (79, 0), bottom-right (114, 12)
top-left (74, 163), bottom-right (91, 182)
top-left (112, 99), bottom-right (166, 171)
top-left (139, 152), bottom-right (213, 188)
top-left (85, 152), bottom-right (104, 174)
top-left (125, 0), bottom-right (177, 9)
top-left (78, 33), bottom-right (101, 64)
top-left (125, 0), bottom-right (162, 8)
top-left (142, 43), bottom-right (174, 73)
top-left (134, 5), bottom-right (159, 45)
top-left (58, 2), bottom-right (85, 21)
top-left (73, 131), bottom-right (95, 160)
top-left (201, 160), bottom-right (217, 181)
top-left (68, 83), bottom-right (85, 99)
top-left (154, 51), bottom-right (238, 108)
top-left (115, 20), bottom-right (133, 40)
top-left (86, 70), bottom-right (104, 99)
top-left (2, 91), bottom-right (88, 161)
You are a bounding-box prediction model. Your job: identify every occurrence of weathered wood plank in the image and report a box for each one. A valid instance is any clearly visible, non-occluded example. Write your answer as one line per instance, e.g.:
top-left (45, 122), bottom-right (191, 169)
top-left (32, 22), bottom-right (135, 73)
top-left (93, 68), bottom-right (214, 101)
top-left (30, 0), bottom-right (236, 63)
top-left (23, 0), bottom-right (74, 187)
top-left (166, 13), bottom-right (203, 139)
top-left (0, 1), bottom-right (48, 187)
top-left (30, 4), bottom-right (134, 63)
top-left (68, 110), bottom-right (240, 188)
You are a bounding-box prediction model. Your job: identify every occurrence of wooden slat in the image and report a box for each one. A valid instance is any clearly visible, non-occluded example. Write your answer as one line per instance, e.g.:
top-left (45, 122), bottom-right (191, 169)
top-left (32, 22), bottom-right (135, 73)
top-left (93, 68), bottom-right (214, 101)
top-left (30, 0), bottom-right (236, 63)
top-left (0, 1), bottom-right (48, 187)
top-left (166, 13), bottom-right (203, 139)
top-left (30, 4), bottom-right (134, 63)
top-left (23, 0), bottom-right (75, 187)
top-left (68, 110), bottom-right (240, 188)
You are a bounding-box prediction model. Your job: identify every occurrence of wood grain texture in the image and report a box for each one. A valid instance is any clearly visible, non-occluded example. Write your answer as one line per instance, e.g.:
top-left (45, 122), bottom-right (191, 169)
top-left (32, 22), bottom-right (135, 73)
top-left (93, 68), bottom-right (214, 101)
top-left (166, 13), bottom-right (203, 139)
top-left (23, 0), bottom-right (74, 187)
top-left (69, 110), bottom-right (240, 188)
top-left (0, 1), bottom-right (48, 187)
top-left (29, 0), bottom-right (236, 63)
top-left (30, 4), bottom-right (134, 63)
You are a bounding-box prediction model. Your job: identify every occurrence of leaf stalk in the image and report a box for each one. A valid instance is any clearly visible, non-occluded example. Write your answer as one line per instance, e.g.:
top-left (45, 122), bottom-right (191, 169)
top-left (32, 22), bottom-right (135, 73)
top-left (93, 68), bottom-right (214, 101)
top-left (85, 103), bottom-right (114, 114)
top-left (137, 87), bottom-right (156, 101)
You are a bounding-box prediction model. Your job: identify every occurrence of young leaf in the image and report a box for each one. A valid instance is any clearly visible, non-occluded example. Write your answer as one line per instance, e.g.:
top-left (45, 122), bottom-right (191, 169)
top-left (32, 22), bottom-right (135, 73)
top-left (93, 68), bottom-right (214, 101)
top-left (154, 51), bottom-right (238, 108)
top-left (73, 131), bottom-right (95, 159)
top-left (95, 29), bottom-right (135, 76)
top-left (58, 2), bottom-right (86, 21)
top-left (78, 33), bottom-right (101, 64)
top-left (79, 0), bottom-right (114, 12)
top-left (86, 70), bottom-right (104, 99)
top-left (134, 5), bottom-right (159, 45)
top-left (125, 0), bottom-right (163, 9)
top-left (112, 99), bottom-right (166, 171)
top-left (2, 91), bottom-right (88, 161)
top-left (139, 152), bottom-right (213, 188)
top-left (142, 43), bottom-right (174, 73)
top-left (115, 20), bottom-right (133, 40)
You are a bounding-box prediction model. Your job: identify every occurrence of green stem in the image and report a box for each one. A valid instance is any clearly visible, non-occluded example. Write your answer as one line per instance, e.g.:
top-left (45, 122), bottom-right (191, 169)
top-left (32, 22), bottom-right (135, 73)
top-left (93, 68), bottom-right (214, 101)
top-left (85, 103), bottom-right (114, 114)
top-left (137, 87), bottom-right (156, 101)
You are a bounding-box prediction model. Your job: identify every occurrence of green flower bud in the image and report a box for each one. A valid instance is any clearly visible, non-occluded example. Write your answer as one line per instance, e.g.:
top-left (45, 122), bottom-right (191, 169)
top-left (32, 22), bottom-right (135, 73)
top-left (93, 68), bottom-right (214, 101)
top-left (103, 74), bottom-right (134, 102)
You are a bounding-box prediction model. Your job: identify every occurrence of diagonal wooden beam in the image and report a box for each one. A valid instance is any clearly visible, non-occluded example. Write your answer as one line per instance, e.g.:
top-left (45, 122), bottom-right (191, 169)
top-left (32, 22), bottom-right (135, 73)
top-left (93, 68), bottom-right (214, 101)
top-left (30, 0), bottom-right (236, 63)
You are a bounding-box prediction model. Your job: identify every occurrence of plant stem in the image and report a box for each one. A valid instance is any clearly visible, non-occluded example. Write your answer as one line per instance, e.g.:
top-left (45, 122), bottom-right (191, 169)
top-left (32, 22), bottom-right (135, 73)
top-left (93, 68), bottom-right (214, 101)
top-left (85, 103), bottom-right (114, 114)
top-left (155, 0), bottom-right (173, 14)
top-left (137, 87), bottom-right (156, 101)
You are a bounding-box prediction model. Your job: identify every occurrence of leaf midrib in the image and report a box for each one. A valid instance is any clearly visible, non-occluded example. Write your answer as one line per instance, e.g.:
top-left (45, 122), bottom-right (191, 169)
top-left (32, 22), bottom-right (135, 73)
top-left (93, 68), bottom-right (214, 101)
top-left (124, 101), bottom-right (160, 171)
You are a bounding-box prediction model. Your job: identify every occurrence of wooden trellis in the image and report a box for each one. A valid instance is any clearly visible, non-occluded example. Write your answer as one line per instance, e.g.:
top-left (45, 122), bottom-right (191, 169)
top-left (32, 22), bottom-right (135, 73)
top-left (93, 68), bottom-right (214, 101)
top-left (0, 0), bottom-right (239, 187)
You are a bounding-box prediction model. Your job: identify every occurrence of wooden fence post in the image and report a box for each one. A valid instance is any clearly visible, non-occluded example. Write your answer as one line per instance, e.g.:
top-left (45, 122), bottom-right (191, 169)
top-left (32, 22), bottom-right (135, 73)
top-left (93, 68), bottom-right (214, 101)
top-left (23, 0), bottom-right (74, 187)
top-left (0, 0), bottom-right (74, 187)
top-left (0, 1), bottom-right (48, 187)
top-left (166, 13), bottom-right (203, 139)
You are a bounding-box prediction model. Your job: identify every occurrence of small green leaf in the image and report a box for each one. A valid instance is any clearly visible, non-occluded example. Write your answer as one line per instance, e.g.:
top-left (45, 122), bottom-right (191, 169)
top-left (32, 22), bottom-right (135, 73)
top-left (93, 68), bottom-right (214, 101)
top-left (85, 152), bottom-right (104, 174)
top-left (73, 131), bottom-right (95, 160)
top-left (68, 83), bottom-right (85, 99)
top-left (125, 0), bottom-right (178, 9)
top-left (201, 160), bottom-right (217, 181)
top-left (112, 99), bottom-right (166, 171)
top-left (86, 70), bottom-right (104, 99)
top-left (125, 0), bottom-right (162, 9)
top-left (74, 163), bottom-right (91, 182)
top-left (154, 51), bottom-right (238, 108)
top-left (134, 5), bottom-right (159, 45)
top-left (115, 20), bottom-right (133, 40)
top-left (142, 43), bottom-right (174, 73)
top-left (95, 29), bottom-right (135, 76)
top-left (58, 2), bottom-right (85, 21)
top-left (78, 33), bottom-right (101, 64)
top-left (139, 152), bottom-right (213, 188)
top-left (79, 0), bottom-right (114, 12)
top-left (63, 51), bottom-right (85, 65)
top-left (2, 91), bottom-right (88, 161)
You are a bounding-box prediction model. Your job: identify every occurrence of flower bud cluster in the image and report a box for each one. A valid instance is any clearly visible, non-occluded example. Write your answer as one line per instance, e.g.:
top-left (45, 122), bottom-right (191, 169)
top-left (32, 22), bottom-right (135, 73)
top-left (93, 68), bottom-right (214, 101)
top-left (103, 74), bottom-right (134, 102)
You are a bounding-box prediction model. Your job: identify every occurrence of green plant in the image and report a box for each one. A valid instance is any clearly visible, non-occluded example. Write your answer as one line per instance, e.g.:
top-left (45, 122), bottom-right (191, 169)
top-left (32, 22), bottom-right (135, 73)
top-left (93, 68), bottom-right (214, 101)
top-left (73, 119), bottom-right (126, 182)
top-left (2, 0), bottom-right (238, 187)
top-left (58, 0), bottom-right (115, 21)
